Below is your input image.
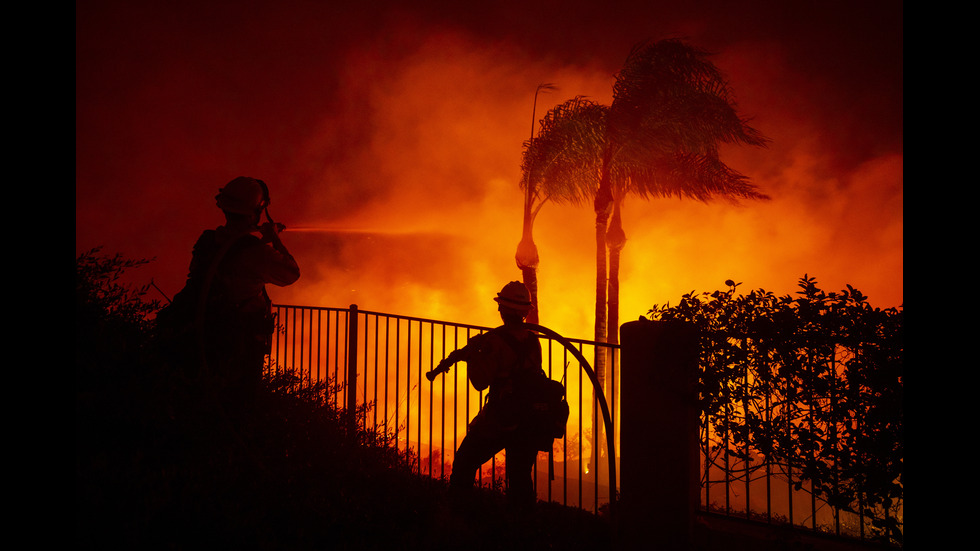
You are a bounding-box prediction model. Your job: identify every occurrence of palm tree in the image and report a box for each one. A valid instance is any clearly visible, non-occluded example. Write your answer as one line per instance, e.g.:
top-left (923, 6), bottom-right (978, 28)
top-left (519, 96), bottom-right (608, 324)
top-left (594, 39), bottom-right (770, 363)
top-left (515, 83), bottom-right (558, 325)
top-left (521, 96), bottom-right (608, 205)
top-left (518, 41), bottom-right (767, 477)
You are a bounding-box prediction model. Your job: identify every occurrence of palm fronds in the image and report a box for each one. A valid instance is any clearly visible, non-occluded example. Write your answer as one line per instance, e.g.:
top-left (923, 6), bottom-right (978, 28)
top-left (521, 96), bottom-right (607, 208)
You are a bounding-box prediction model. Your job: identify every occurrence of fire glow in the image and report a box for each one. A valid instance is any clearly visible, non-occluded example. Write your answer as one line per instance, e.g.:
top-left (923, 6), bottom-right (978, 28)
top-left (75, 7), bottom-right (902, 339)
top-left (269, 34), bottom-right (902, 342)
top-left (77, 0), bottom-right (902, 524)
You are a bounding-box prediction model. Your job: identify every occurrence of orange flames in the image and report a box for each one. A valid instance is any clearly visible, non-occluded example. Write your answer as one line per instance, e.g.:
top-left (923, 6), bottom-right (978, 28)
top-left (270, 31), bottom-right (902, 343)
top-left (263, 39), bottom-right (901, 503)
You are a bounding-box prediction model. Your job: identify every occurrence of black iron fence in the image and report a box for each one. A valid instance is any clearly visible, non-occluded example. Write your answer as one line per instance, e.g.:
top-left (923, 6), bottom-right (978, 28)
top-left (268, 303), bottom-right (900, 546)
top-left (269, 304), bottom-right (620, 513)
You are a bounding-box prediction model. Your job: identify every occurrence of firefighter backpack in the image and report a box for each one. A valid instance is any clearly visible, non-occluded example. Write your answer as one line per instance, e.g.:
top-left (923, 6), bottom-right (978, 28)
top-left (493, 329), bottom-right (570, 451)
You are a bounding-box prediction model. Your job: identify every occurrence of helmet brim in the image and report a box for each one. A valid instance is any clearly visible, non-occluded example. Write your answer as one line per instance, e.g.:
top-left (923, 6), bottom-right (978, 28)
top-left (494, 296), bottom-right (534, 312)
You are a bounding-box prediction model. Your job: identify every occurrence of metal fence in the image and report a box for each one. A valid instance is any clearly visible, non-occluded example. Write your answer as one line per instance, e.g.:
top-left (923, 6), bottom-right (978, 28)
top-left (268, 303), bottom-right (899, 546)
top-left (269, 304), bottom-right (620, 513)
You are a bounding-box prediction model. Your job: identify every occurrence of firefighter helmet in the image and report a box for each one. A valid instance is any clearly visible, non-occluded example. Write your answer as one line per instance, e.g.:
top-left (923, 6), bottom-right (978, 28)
top-left (494, 281), bottom-right (533, 312)
top-left (215, 176), bottom-right (269, 215)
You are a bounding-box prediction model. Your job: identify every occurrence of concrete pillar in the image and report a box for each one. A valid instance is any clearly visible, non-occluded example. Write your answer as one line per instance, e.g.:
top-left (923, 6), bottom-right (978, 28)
top-left (619, 318), bottom-right (700, 550)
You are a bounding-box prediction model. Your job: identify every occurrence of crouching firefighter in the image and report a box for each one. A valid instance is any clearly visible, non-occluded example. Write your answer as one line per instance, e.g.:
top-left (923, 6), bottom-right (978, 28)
top-left (427, 281), bottom-right (565, 509)
top-left (155, 176), bottom-right (300, 404)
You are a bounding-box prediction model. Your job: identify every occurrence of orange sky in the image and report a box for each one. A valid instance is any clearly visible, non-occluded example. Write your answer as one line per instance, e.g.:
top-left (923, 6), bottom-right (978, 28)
top-left (76, 1), bottom-right (903, 342)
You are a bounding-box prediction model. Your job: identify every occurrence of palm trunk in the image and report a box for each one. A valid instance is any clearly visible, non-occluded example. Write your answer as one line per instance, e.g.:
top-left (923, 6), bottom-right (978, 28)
top-left (606, 197), bottom-right (627, 348)
top-left (589, 177), bottom-right (612, 476)
top-left (592, 158), bottom-right (617, 476)
top-left (603, 200), bottom-right (626, 472)
top-left (592, 199), bottom-right (609, 479)
top-left (593, 187), bottom-right (612, 385)
top-left (516, 222), bottom-right (540, 325)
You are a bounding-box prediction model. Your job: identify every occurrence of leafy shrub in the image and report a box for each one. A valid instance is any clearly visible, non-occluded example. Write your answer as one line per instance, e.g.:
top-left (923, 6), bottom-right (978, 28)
top-left (649, 276), bottom-right (903, 545)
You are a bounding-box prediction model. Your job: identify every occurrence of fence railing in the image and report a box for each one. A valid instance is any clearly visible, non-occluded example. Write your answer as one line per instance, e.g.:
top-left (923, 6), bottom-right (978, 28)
top-left (269, 304), bottom-right (620, 513)
top-left (268, 303), bottom-right (899, 546)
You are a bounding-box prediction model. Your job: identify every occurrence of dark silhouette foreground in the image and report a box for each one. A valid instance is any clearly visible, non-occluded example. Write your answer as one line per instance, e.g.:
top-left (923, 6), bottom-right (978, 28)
top-left (76, 251), bottom-right (610, 549)
top-left (75, 358), bottom-right (611, 549)
top-left (428, 281), bottom-right (556, 510)
top-left (77, 251), bottom-right (880, 550)
top-left (155, 176), bottom-right (299, 407)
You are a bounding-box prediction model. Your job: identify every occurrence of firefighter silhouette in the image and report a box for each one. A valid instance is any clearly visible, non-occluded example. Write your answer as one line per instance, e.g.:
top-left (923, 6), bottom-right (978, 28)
top-left (427, 281), bottom-right (545, 508)
top-left (156, 177), bottom-right (299, 402)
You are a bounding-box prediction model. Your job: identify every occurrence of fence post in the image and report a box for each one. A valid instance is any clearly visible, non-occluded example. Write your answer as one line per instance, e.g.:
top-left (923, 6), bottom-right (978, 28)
top-left (619, 318), bottom-right (699, 550)
top-left (346, 304), bottom-right (359, 430)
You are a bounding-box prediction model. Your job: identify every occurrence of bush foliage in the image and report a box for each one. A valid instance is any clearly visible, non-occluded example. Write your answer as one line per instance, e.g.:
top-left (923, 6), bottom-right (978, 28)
top-left (648, 276), bottom-right (903, 545)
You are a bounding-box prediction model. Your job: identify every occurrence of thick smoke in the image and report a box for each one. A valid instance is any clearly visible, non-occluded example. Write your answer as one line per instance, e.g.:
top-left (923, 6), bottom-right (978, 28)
top-left (273, 28), bottom-right (902, 338)
top-left (76, 1), bottom-right (903, 340)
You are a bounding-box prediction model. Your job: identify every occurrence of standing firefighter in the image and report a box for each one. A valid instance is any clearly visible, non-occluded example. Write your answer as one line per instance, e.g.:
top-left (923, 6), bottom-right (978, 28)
top-left (427, 281), bottom-right (563, 509)
top-left (156, 176), bottom-right (300, 402)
